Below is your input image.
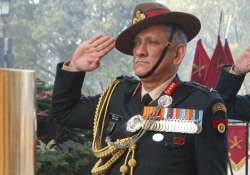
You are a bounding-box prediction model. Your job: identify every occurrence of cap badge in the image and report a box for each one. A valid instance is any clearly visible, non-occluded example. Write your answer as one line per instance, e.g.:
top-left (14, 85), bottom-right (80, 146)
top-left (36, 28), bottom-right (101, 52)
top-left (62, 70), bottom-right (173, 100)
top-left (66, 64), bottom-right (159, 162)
top-left (132, 10), bottom-right (146, 24)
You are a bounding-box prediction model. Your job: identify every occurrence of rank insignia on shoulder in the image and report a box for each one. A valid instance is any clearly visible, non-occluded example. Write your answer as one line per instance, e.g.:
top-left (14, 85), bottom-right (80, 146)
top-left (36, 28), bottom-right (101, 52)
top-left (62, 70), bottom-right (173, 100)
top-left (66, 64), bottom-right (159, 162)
top-left (212, 102), bottom-right (227, 113)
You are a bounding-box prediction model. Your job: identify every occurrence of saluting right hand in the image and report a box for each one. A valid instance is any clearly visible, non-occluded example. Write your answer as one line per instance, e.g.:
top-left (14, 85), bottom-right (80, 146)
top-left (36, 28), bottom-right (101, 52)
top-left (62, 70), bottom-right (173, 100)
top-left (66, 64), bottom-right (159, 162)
top-left (234, 46), bottom-right (250, 74)
top-left (68, 35), bottom-right (115, 72)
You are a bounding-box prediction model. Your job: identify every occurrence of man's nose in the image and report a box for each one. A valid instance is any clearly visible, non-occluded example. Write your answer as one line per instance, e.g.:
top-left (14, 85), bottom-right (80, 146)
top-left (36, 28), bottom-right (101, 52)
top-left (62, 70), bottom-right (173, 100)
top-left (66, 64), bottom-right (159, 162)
top-left (134, 42), bottom-right (148, 57)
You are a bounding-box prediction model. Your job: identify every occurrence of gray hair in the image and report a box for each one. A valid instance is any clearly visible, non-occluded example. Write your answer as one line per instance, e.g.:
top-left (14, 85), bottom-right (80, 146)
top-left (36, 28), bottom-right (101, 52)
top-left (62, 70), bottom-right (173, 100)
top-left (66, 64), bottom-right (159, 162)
top-left (164, 24), bottom-right (187, 45)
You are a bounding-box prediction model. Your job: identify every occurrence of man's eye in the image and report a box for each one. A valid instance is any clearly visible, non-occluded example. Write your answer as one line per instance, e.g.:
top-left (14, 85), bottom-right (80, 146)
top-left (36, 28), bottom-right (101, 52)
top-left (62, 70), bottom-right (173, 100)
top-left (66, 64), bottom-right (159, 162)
top-left (134, 40), bottom-right (140, 47)
top-left (148, 40), bottom-right (159, 45)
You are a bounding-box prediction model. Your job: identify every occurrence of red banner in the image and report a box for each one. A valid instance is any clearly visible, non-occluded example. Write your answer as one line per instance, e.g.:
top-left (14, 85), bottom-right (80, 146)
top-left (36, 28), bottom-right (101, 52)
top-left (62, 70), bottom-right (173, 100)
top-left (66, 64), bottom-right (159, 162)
top-left (191, 39), bottom-right (210, 84)
top-left (228, 124), bottom-right (247, 170)
top-left (204, 36), bottom-right (228, 88)
top-left (224, 39), bottom-right (234, 65)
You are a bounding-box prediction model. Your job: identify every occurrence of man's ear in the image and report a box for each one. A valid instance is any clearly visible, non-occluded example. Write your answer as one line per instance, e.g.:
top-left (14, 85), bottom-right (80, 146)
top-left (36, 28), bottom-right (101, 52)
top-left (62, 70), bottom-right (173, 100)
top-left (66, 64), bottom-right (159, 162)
top-left (173, 44), bottom-right (186, 65)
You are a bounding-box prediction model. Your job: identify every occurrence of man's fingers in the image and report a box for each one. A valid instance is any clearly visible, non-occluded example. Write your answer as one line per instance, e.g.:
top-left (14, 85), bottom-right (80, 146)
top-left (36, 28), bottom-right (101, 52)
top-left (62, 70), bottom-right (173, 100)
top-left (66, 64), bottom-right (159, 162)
top-left (97, 42), bottom-right (115, 57)
top-left (91, 36), bottom-right (113, 48)
top-left (77, 35), bottom-right (103, 51)
top-left (72, 35), bottom-right (114, 66)
top-left (95, 38), bottom-right (115, 52)
top-left (88, 35), bottom-right (103, 44)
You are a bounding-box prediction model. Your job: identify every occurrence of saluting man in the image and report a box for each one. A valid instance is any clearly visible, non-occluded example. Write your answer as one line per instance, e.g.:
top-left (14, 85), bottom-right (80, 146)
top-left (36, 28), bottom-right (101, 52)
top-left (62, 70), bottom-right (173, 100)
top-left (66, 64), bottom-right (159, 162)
top-left (216, 46), bottom-right (250, 121)
top-left (50, 2), bottom-right (228, 175)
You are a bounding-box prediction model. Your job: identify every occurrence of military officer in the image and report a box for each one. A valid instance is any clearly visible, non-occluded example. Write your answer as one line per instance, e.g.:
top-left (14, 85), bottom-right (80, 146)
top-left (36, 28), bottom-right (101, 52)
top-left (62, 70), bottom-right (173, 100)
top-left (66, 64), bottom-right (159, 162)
top-left (216, 46), bottom-right (250, 121)
top-left (50, 2), bottom-right (228, 175)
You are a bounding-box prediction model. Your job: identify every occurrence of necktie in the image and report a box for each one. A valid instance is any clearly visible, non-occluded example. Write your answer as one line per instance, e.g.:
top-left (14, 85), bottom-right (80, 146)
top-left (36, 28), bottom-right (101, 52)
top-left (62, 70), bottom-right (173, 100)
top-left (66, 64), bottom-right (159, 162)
top-left (141, 93), bottom-right (152, 106)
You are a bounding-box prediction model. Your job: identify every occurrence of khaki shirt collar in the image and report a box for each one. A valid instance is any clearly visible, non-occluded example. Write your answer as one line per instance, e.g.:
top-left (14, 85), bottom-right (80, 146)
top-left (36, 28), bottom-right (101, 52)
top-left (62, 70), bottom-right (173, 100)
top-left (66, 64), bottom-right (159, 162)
top-left (141, 74), bottom-right (176, 101)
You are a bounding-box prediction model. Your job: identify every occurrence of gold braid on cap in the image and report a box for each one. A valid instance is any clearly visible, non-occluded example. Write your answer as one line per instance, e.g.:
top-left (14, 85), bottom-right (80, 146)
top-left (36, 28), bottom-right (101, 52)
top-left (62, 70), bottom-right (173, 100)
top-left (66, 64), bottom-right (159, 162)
top-left (91, 80), bottom-right (138, 175)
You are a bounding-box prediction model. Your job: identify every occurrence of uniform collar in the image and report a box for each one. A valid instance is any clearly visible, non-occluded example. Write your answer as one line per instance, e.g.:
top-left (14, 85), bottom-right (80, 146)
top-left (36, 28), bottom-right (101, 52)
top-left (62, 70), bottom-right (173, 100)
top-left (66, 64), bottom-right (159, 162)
top-left (141, 74), bottom-right (176, 101)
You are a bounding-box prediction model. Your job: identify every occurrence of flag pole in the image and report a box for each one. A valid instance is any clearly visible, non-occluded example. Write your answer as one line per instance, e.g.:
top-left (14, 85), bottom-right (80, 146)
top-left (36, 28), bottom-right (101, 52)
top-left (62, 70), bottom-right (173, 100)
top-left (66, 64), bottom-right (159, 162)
top-left (225, 15), bottom-right (232, 39)
top-left (218, 10), bottom-right (223, 37)
top-left (235, 24), bottom-right (240, 44)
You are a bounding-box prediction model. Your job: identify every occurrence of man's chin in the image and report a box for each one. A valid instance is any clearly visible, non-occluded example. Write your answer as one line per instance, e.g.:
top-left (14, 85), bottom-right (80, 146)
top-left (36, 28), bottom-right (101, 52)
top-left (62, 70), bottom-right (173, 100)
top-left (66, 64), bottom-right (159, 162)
top-left (134, 71), bottom-right (150, 78)
top-left (134, 68), bottom-right (150, 77)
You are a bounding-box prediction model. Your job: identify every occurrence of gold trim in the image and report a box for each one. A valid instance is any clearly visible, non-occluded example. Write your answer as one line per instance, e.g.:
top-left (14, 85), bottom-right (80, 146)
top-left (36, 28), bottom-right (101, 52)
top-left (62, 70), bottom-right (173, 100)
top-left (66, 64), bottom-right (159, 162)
top-left (91, 80), bottom-right (136, 175)
top-left (91, 80), bottom-right (163, 174)
top-left (230, 157), bottom-right (246, 171)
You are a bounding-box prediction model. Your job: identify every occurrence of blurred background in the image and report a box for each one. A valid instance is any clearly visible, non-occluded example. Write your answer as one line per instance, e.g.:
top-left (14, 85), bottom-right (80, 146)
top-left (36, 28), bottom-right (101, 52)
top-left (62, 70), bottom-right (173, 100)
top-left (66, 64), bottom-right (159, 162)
top-left (0, 0), bottom-right (249, 93)
top-left (0, 0), bottom-right (249, 174)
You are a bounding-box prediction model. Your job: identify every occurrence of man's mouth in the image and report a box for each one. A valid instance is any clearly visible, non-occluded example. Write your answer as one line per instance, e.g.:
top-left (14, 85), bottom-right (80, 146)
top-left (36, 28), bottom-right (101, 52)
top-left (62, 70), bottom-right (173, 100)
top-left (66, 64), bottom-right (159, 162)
top-left (135, 60), bottom-right (149, 65)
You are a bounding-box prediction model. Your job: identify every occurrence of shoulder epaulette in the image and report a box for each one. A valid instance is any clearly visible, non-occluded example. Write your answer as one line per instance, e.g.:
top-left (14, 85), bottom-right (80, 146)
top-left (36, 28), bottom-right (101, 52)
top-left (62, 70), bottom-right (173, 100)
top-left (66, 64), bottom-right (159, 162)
top-left (116, 75), bottom-right (139, 83)
top-left (183, 81), bottom-right (217, 97)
